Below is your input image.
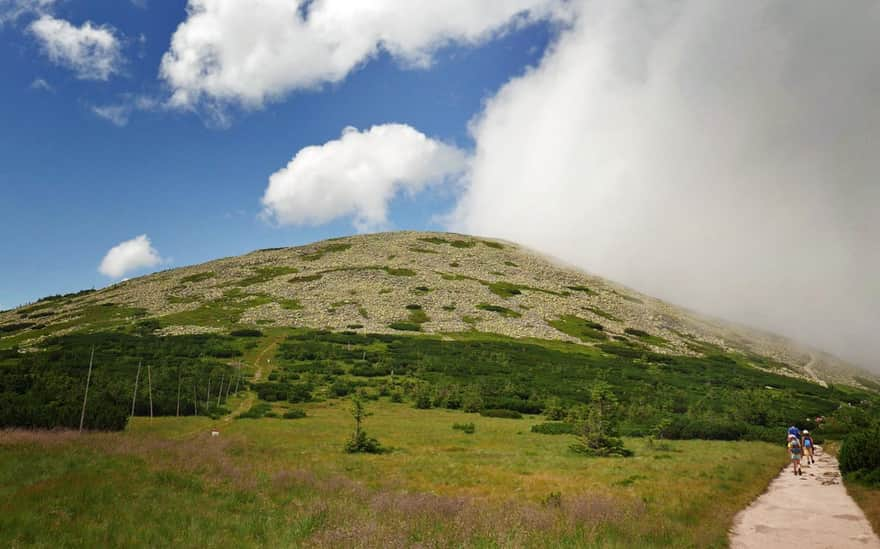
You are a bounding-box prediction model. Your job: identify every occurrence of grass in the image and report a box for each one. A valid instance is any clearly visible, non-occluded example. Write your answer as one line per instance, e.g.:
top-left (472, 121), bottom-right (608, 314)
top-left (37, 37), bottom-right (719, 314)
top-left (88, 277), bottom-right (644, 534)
top-left (234, 266), bottom-right (300, 287)
top-left (159, 292), bottom-right (273, 327)
top-left (625, 328), bottom-right (669, 347)
top-left (288, 274), bottom-right (322, 283)
top-left (383, 267), bottom-right (416, 277)
top-left (405, 304), bottom-right (429, 325)
top-left (180, 271), bottom-right (216, 284)
top-left (301, 243), bottom-right (352, 261)
top-left (388, 322), bottom-right (421, 332)
top-left (476, 303), bottom-right (522, 319)
top-left (585, 305), bottom-right (620, 322)
top-left (550, 315), bottom-right (608, 342)
top-left (279, 298), bottom-right (303, 311)
top-left (417, 237), bottom-right (476, 248)
top-left (826, 441), bottom-right (880, 537)
top-left (408, 246), bottom-right (438, 254)
top-left (847, 483), bottom-right (880, 537)
top-left (0, 405), bottom-right (787, 547)
top-left (566, 285), bottom-right (595, 295)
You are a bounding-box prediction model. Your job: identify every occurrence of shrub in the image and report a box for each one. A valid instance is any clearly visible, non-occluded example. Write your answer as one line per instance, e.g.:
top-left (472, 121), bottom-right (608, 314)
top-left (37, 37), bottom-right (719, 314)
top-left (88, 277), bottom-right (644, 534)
top-left (550, 316), bottom-right (607, 342)
top-left (236, 402), bottom-right (272, 419)
top-left (476, 303), bottom-right (521, 318)
top-left (180, 271), bottom-right (215, 284)
top-left (544, 397), bottom-right (566, 420)
top-left (330, 380), bottom-right (353, 397)
top-left (486, 282), bottom-right (522, 298)
top-left (389, 322), bottom-right (421, 332)
top-left (283, 408), bottom-right (307, 419)
top-left (839, 427), bottom-right (880, 478)
top-left (287, 383), bottom-right (312, 403)
top-left (383, 267), bottom-right (416, 277)
top-left (452, 422), bottom-right (476, 434)
top-left (230, 329), bottom-right (263, 337)
top-left (659, 417), bottom-right (748, 440)
top-left (414, 387), bottom-right (433, 409)
top-left (480, 409), bottom-right (522, 419)
top-left (390, 391), bottom-right (403, 403)
top-left (531, 422), bottom-right (577, 435)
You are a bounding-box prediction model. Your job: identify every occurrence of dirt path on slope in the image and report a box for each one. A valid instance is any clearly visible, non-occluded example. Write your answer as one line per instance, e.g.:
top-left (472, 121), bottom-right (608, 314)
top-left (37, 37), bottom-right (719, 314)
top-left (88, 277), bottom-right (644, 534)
top-left (222, 336), bottom-right (283, 422)
top-left (730, 446), bottom-right (880, 548)
top-left (802, 352), bottom-right (829, 388)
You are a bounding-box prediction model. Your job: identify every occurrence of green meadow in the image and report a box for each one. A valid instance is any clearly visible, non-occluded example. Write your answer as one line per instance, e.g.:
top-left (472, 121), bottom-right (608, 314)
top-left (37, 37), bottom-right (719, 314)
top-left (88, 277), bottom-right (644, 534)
top-left (1, 403), bottom-right (786, 548)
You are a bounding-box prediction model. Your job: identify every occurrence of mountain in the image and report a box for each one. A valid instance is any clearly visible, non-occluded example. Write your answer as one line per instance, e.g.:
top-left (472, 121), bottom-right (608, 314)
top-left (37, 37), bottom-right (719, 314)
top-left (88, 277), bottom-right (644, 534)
top-left (1, 231), bottom-right (875, 389)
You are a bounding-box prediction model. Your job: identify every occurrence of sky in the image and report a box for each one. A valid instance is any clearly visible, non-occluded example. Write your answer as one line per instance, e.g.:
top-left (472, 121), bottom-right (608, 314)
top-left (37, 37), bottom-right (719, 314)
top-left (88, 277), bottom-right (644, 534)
top-left (1, 1), bottom-right (878, 370)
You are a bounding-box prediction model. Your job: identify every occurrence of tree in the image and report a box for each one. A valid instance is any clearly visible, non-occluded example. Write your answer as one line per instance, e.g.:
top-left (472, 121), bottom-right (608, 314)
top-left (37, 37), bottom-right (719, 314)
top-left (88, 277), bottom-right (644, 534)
top-left (544, 397), bottom-right (566, 420)
top-left (344, 394), bottom-right (384, 454)
top-left (570, 378), bottom-right (632, 457)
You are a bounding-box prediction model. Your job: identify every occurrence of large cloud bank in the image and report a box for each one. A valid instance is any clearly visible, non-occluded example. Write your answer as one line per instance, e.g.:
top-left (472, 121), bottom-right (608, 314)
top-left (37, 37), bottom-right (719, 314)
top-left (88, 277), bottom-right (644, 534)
top-left (160, 0), bottom-right (566, 108)
top-left (262, 124), bottom-right (467, 232)
top-left (99, 235), bottom-right (162, 278)
top-left (452, 0), bottom-right (880, 367)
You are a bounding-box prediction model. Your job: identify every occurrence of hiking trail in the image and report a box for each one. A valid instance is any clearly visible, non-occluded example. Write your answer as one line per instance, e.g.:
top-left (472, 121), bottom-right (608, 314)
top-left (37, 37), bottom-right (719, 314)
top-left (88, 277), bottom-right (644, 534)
top-left (730, 446), bottom-right (880, 548)
top-left (223, 336), bottom-right (283, 422)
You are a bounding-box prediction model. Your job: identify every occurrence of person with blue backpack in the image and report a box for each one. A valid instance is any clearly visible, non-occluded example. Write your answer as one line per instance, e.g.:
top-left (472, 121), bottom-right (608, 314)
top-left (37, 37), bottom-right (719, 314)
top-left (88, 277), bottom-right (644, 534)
top-left (802, 430), bottom-right (815, 464)
top-left (788, 434), bottom-right (803, 475)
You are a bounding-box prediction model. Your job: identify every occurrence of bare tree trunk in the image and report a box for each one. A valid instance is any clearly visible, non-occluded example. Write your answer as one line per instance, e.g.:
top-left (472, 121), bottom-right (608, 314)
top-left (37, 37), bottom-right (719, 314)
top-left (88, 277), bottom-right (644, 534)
top-left (224, 374), bottom-right (232, 401)
top-left (234, 371), bottom-right (241, 393)
top-left (216, 374), bottom-right (224, 406)
top-left (79, 346), bottom-right (95, 433)
top-left (193, 383), bottom-right (198, 415)
top-left (147, 363), bottom-right (153, 422)
top-left (206, 377), bottom-right (211, 410)
top-left (131, 359), bottom-right (142, 417)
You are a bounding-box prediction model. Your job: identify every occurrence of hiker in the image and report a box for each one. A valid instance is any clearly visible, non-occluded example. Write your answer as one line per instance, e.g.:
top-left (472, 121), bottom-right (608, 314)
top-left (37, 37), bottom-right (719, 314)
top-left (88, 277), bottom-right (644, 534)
top-left (802, 430), bottom-right (815, 464)
top-left (788, 434), bottom-right (803, 475)
top-left (787, 425), bottom-right (800, 439)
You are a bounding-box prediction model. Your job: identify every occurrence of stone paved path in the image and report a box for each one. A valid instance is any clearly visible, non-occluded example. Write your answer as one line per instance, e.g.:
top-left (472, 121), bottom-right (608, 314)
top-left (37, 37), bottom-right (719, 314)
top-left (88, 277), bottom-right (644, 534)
top-left (731, 446), bottom-right (880, 548)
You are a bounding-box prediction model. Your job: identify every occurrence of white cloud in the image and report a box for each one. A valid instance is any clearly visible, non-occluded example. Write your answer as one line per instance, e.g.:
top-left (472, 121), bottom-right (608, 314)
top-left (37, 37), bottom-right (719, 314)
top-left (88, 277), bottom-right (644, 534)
top-left (92, 104), bottom-right (129, 126)
top-left (29, 77), bottom-right (52, 91)
top-left (0, 0), bottom-right (55, 24)
top-left (30, 15), bottom-right (122, 80)
top-left (99, 235), bottom-right (163, 278)
top-left (160, 0), bottom-right (568, 109)
top-left (91, 95), bottom-right (160, 126)
top-left (262, 124), bottom-right (467, 231)
top-left (451, 0), bottom-right (880, 368)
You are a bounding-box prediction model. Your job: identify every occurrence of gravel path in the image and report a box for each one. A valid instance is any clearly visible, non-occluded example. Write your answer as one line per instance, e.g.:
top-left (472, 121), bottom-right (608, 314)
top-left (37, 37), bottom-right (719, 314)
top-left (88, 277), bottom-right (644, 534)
top-left (730, 446), bottom-right (880, 548)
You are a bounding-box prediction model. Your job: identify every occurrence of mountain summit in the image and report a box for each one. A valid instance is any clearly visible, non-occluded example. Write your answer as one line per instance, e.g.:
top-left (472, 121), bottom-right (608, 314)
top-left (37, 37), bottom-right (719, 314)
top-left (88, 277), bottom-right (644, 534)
top-left (1, 231), bottom-right (874, 388)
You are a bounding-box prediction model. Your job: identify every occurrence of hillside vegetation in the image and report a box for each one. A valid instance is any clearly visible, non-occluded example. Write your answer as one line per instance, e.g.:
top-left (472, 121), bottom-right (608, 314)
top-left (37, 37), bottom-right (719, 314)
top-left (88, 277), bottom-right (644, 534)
top-left (0, 232), bottom-right (877, 434)
top-left (2, 232), bottom-right (880, 546)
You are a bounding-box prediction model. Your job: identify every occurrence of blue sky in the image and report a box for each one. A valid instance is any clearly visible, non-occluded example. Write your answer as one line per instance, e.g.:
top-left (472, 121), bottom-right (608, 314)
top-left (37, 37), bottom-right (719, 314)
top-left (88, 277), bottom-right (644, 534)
top-left (0, 1), bottom-right (556, 309)
top-left (2, 1), bottom-right (879, 368)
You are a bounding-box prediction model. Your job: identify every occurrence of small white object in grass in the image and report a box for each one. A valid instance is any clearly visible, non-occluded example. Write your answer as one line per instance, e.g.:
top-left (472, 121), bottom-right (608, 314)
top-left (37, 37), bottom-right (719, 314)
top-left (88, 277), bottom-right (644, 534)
top-left (211, 430), bottom-right (219, 437)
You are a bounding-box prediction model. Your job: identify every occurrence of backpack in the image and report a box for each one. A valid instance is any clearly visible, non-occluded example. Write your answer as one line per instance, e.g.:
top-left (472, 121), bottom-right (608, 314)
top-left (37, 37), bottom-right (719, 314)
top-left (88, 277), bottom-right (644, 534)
top-left (789, 438), bottom-right (802, 454)
top-left (803, 437), bottom-right (813, 448)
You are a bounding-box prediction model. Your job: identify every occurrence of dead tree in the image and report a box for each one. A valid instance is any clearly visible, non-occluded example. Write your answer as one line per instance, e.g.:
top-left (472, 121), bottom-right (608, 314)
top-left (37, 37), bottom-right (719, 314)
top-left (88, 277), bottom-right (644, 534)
top-left (147, 363), bottom-right (154, 421)
top-left (176, 364), bottom-right (182, 417)
top-left (131, 359), bottom-right (142, 417)
top-left (78, 346), bottom-right (95, 433)
top-left (216, 373), bottom-right (224, 407)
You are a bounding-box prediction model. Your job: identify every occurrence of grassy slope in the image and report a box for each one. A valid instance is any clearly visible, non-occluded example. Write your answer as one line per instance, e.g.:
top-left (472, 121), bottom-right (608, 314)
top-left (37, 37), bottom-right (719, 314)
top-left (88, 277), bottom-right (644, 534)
top-left (1, 402), bottom-right (786, 548)
top-left (824, 441), bottom-right (880, 539)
